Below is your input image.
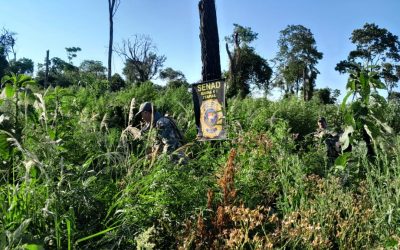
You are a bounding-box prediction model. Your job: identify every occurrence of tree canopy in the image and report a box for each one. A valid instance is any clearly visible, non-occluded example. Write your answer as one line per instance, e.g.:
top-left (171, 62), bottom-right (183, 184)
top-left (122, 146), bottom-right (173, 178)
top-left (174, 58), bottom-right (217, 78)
top-left (0, 28), bottom-right (16, 60)
top-left (79, 60), bottom-right (106, 78)
top-left (335, 23), bottom-right (400, 94)
top-left (0, 47), bottom-right (8, 79)
top-left (225, 24), bottom-right (272, 98)
top-left (65, 47), bottom-right (81, 63)
top-left (36, 57), bottom-right (78, 87)
top-left (116, 35), bottom-right (166, 85)
top-left (8, 58), bottom-right (34, 75)
top-left (273, 25), bottom-right (323, 100)
top-left (159, 67), bottom-right (189, 88)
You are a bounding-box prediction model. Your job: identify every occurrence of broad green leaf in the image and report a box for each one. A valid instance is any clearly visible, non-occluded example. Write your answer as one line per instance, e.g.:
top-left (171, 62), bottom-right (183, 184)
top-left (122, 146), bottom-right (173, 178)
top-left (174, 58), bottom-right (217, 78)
top-left (24, 244), bottom-right (44, 250)
top-left (5, 83), bottom-right (15, 98)
top-left (371, 93), bottom-right (387, 106)
top-left (44, 94), bottom-right (56, 102)
top-left (370, 114), bottom-right (393, 134)
top-left (1, 75), bottom-right (11, 85)
top-left (340, 126), bottom-right (354, 151)
top-left (341, 91), bottom-right (353, 112)
top-left (48, 129), bottom-right (56, 141)
top-left (351, 101), bottom-right (366, 118)
top-left (30, 165), bottom-right (38, 179)
top-left (370, 77), bottom-right (386, 89)
top-left (0, 132), bottom-right (10, 160)
top-left (17, 74), bottom-right (35, 87)
top-left (82, 176), bottom-right (97, 188)
top-left (346, 78), bottom-right (356, 90)
top-left (334, 152), bottom-right (351, 171)
top-left (359, 70), bottom-right (367, 86)
top-left (369, 70), bottom-right (386, 89)
top-left (82, 157), bottom-right (93, 170)
top-left (334, 164), bottom-right (345, 171)
top-left (339, 134), bottom-right (349, 151)
top-left (363, 124), bottom-right (376, 143)
top-left (344, 113), bottom-right (356, 127)
top-left (381, 122), bottom-right (393, 134)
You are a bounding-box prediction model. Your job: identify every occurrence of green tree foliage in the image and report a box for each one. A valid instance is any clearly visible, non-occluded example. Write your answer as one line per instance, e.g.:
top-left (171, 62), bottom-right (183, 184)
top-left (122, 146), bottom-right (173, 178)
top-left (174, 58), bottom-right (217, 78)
top-left (273, 25), bottom-right (323, 100)
top-left (0, 47), bottom-right (8, 79)
top-left (7, 58), bottom-right (34, 75)
top-left (0, 78), bottom-right (400, 249)
top-left (0, 73), bottom-right (36, 138)
top-left (0, 28), bottom-right (16, 60)
top-left (36, 57), bottom-right (79, 87)
top-left (0, 28), bottom-right (17, 78)
top-left (79, 60), bottom-right (109, 93)
top-left (110, 73), bottom-right (126, 91)
top-left (225, 24), bottom-right (272, 98)
top-left (79, 60), bottom-right (106, 78)
top-left (65, 46), bottom-right (81, 63)
top-left (3, 16), bottom-right (400, 250)
top-left (388, 91), bottom-right (400, 101)
top-left (159, 67), bottom-right (189, 88)
top-left (314, 88), bottom-right (340, 104)
top-left (335, 23), bottom-right (400, 94)
top-left (340, 65), bottom-right (392, 157)
top-left (116, 35), bottom-right (166, 85)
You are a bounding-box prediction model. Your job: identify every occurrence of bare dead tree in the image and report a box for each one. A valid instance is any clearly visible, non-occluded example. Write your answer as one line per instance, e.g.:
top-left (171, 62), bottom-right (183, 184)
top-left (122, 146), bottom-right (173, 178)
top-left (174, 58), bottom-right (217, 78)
top-left (115, 35), bottom-right (166, 84)
top-left (108, 0), bottom-right (120, 83)
top-left (0, 28), bottom-right (17, 60)
top-left (45, 50), bottom-right (49, 88)
top-left (225, 32), bottom-right (241, 97)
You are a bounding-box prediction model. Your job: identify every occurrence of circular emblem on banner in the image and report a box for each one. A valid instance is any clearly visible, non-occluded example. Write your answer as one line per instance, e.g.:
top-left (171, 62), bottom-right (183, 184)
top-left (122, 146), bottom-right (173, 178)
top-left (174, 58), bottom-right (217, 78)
top-left (200, 99), bottom-right (223, 139)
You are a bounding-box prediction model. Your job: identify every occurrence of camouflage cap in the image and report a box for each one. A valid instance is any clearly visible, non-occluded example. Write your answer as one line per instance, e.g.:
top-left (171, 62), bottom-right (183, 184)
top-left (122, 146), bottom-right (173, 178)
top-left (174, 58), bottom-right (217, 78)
top-left (135, 102), bottom-right (154, 117)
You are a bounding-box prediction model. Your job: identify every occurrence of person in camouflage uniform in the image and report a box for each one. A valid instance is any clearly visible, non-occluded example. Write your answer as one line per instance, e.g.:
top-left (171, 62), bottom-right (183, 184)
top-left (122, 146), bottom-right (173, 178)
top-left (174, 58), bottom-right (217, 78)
top-left (314, 117), bottom-right (341, 159)
top-left (135, 102), bottom-right (184, 156)
top-left (315, 117), bottom-right (329, 138)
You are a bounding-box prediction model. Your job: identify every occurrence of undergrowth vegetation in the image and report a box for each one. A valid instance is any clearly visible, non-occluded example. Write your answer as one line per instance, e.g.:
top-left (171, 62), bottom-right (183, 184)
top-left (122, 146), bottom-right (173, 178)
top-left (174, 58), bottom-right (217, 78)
top-left (1, 71), bottom-right (400, 249)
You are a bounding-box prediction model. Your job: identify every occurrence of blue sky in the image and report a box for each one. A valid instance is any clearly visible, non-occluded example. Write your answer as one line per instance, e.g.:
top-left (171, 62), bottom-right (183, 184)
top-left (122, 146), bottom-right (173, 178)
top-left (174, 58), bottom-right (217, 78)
top-left (2, 0), bottom-right (400, 97)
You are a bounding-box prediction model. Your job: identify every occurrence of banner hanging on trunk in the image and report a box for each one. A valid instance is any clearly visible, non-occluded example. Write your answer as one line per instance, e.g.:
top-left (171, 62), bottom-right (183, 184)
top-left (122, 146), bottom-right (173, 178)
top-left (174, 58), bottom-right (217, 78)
top-left (192, 79), bottom-right (226, 140)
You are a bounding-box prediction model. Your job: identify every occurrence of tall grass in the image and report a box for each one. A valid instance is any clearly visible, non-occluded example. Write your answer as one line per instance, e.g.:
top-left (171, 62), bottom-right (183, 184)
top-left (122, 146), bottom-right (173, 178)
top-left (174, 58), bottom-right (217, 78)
top-left (1, 78), bottom-right (400, 249)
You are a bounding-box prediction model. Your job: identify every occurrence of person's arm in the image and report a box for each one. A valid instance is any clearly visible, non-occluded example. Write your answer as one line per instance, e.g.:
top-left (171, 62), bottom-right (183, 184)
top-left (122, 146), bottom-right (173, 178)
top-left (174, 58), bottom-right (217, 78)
top-left (156, 118), bottom-right (180, 153)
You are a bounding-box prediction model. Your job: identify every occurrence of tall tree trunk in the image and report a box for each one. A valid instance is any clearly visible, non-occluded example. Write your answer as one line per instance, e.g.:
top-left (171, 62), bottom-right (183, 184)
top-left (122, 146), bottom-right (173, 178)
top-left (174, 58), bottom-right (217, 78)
top-left (309, 70), bottom-right (316, 100)
top-left (108, 0), bottom-right (119, 83)
top-left (198, 0), bottom-right (221, 82)
top-left (108, 2), bottom-right (113, 83)
top-left (45, 50), bottom-right (49, 88)
top-left (196, 0), bottom-right (221, 137)
top-left (303, 66), bottom-right (310, 101)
